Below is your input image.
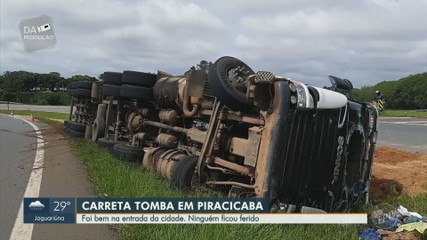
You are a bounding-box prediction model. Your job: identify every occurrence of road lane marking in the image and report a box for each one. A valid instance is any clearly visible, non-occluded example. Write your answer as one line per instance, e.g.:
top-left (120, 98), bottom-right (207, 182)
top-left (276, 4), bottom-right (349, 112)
top-left (379, 121), bottom-right (427, 126)
top-left (9, 118), bottom-right (44, 240)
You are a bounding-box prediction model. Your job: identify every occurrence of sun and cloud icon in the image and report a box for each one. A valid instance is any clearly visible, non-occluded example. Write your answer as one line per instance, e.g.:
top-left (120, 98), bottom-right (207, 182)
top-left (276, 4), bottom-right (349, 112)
top-left (28, 201), bottom-right (45, 210)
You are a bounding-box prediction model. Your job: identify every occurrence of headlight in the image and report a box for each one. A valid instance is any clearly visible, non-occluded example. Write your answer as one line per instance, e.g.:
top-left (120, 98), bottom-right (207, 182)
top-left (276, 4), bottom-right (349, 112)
top-left (289, 83), bottom-right (296, 92)
top-left (296, 86), bottom-right (306, 108)
top-left (290, 95), bottom-right (297, 104)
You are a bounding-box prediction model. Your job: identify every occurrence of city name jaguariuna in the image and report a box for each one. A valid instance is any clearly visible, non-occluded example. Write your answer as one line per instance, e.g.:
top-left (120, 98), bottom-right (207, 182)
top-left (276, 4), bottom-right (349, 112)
top-left (81, 200), bottom-right (264, 212)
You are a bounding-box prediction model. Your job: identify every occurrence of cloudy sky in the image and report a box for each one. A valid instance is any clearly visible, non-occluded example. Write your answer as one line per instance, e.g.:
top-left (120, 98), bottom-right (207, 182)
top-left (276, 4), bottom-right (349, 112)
top-left (1, 0), bottom-right (426, 87)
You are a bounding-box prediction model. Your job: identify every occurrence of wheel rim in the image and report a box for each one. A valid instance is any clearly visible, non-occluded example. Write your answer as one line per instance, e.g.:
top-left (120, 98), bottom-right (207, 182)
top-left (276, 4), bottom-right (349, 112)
top-left (226, 66), bottom-right (249, 93)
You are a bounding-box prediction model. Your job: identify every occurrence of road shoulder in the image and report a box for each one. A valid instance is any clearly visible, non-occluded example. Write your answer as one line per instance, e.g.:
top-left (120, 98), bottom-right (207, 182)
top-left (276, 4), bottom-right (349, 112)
top-left (31, 124), bottom-right (117, 240)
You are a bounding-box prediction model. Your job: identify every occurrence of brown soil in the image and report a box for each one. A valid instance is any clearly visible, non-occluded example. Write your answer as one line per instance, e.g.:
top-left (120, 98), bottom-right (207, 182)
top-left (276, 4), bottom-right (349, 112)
top-left (371, 146), bottom-right (427, 200)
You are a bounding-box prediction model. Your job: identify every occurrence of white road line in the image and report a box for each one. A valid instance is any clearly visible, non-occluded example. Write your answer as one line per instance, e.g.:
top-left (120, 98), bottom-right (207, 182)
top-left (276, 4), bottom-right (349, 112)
top-left (9, 118), bottom-right (44, 240)
top-left (379, 117), bottom-right (412, 120)
top-left (379, 121), bottom-right (427, 126)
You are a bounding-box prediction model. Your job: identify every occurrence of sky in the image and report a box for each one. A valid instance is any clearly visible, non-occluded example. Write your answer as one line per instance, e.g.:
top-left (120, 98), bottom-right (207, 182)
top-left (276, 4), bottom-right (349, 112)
top-left (1, 0), bottom-right (426, 88)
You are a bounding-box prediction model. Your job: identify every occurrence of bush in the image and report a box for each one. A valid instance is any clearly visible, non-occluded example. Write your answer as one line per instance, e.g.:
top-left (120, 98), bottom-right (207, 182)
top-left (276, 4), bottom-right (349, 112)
top-left (352, 72), bottom-right (427, 109)
top-left (0, 89), bottom-right (13, 101)
top-left (7, 92), bottom-right (71, 105)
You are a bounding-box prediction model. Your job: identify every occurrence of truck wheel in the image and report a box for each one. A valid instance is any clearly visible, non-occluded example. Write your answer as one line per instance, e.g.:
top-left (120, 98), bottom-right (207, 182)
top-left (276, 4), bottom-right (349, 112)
top-left (96, 104), bottom-right (107, 118)
top-left (120, 84), bottom-right (153, 100)
top-left (69, 81), bottom-right (93, 90)
top-left (91, 117), bottom-right (105, 142)
top-left (68, 122), bottom-right (87, 132)
top-left (102, 84), bottom-right (121, 97)
top-left (69, 88), bottom-right (91, 98)
top-left (69, 129), bottom-right (85, 138)
top-left (122, 71), bottom-right (157, 87)
top-left (103, 72), bottom-right (122, 85)
top-left (171, 155), bottom-right (198, 190)
top-left (208, 56), bottom-right (255, 111)
top-left (96, 137), bottom-right (116, 153)
top-left (112, 143), bottom-right (144, 163)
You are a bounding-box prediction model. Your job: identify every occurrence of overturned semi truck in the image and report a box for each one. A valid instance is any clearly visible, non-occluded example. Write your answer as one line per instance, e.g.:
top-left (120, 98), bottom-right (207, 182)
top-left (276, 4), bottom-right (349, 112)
top-left (85, 56), bottom-right (378, 212)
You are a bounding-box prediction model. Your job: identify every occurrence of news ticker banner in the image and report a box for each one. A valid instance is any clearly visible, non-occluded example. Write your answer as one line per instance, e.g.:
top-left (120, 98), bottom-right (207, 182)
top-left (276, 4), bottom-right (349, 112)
top-left (23, 198), bottom-right (367, 224)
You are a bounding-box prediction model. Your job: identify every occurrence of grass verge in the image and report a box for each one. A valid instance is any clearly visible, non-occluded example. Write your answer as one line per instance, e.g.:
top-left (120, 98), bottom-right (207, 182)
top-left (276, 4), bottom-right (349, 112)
top-left (380, 109), bottom-right (427, 118)
top-left (2, 110), bottom-right (425, 239)
top-left (72, 139), bottom-right (427, 240)
top-left (0, 110), bottom-right (68, 125)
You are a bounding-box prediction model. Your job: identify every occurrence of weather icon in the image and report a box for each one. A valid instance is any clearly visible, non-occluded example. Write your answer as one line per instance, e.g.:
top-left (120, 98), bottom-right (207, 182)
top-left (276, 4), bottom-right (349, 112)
top-left (28, 201), bottom-right (45, 210)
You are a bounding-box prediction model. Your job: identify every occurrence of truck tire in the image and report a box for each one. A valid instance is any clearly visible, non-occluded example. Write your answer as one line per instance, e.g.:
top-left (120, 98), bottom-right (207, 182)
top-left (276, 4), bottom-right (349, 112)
top-left (208, 56), bottom-right (255, 111)
top-left (96, 104), bottom-right (107, 118)
top-left (103, 72), bottom-right (122, 85)
top-left (84, 125), bottom-right (92, 140)
top-left (122, 71), bottom-right (157, 87)
top-left (91, 117), bottom-right (105, 142)
top-left (120, 84), bottom-right (153, 100)
top-left (171, 155), bottom-right (198, 190)
top-left (96, 137), bottom-right (116, 153)
top-left (102, 84), bottom-right (121, 97)
top-left (70, 81), bottom-right (92, 90)
top-left (68, 122), bottom-right (87, 132)
top-left (69, 88), bottom-right (91, 98)
top-left (63, 126), bottom-right (69, 134)
top-left (69, 129), bottom-right (85, 138)
top-left (112, 143), bottom-right (144, 163)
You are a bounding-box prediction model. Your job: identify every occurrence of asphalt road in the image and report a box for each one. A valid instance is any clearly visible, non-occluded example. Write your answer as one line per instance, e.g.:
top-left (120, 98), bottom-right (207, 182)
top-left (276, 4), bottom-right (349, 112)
top-left (0, 115), bottom-right (36, 240)
top-left (0, 103), bottom-right (69, 114)
top-left (377, 117), bottom-right (427, 153)
top-left (0, 114), bottom-right (116, 240)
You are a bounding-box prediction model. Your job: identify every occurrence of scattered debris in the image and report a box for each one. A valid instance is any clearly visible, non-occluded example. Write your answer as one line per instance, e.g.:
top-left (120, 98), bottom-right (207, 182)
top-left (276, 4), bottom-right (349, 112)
top-left (377, 229), bottom-right (421, 240)
top-left (364, 204), bottom-right (427, 240)
top-left (396, 222), bottom-right (427, 234)
top-left (397, 205), bottom-right (423, 219)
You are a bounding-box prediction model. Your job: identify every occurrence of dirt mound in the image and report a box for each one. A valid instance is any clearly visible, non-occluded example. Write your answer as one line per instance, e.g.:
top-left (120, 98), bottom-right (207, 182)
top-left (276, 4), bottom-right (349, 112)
top-left (371, 146), bottom-right (427, 200)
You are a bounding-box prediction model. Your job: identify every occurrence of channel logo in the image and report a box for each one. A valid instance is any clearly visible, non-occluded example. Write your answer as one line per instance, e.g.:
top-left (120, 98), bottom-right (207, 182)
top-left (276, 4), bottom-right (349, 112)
top-left (37, 23), bottom-right (51, 33)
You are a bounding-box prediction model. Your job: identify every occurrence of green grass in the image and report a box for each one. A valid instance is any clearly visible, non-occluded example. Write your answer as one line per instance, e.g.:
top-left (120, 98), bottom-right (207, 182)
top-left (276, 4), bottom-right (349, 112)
top-left (0, 110), bottom-right (68, 125)
top-left (380, 109), bottom-right (427, 118)
top-left (2, 110), bottom-right (425, 239)
top-left (72, 140), bottom-right (427, 240)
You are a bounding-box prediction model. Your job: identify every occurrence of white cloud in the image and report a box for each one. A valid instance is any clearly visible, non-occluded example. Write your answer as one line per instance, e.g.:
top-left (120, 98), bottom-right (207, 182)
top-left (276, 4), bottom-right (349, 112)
top-left (1, 0), bottom-right (426, 87)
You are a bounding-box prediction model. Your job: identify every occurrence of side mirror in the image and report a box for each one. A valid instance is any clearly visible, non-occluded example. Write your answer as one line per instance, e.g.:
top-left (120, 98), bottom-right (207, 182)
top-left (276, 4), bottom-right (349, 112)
top-left (328, 75), bottom-right (353, 91)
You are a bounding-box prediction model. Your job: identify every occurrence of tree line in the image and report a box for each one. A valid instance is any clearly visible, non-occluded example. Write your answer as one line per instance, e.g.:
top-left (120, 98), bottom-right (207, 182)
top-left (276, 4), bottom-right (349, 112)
top-left (0, 71), bottom-right (96, 103)
top-left (352, 72), bottom-right (427, 109)
top-left (1, 69), bottom-right (425, 109)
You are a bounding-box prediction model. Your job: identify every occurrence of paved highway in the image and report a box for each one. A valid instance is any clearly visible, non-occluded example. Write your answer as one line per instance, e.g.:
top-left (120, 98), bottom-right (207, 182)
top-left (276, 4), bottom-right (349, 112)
top-left (0, 103), bottom-right (69, 114)
top-left (0, 115), bottom-right (36, 240)
top-left (0, 114), bottom-right (116, 240)
top-left (377, 117), bottom-right (427, 153)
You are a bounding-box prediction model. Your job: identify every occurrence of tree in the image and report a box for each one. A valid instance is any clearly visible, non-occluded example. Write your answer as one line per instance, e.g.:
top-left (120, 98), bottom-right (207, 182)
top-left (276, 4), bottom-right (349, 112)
top-left (352, 72), bottom-right (427, 109)
top-left (197, 60), bottom-right (211, 73)
top-left (68, 75), bottom-right (97, 83)
top-left (188, 60), bottom-right (212, 74)
top-left (49, 72), bottom-right (61, 77)
top-left (0, 71), bottom-right (37, 92)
